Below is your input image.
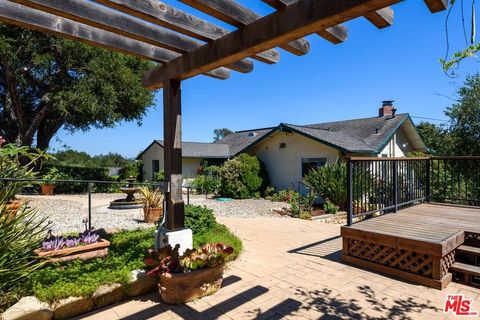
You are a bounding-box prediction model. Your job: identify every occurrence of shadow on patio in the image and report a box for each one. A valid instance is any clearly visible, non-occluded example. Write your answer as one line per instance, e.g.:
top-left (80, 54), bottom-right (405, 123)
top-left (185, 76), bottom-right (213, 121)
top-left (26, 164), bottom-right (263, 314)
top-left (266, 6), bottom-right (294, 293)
top-left (76, 273), bottom-right (441, 319)
top-left (287, 235), bottom-right (342, 261)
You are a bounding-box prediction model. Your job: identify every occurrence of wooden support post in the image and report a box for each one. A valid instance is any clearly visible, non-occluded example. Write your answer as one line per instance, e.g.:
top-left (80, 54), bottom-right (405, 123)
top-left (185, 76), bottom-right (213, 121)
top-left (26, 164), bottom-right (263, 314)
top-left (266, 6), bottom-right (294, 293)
top-left (163, 79), bottom-right (184, 230)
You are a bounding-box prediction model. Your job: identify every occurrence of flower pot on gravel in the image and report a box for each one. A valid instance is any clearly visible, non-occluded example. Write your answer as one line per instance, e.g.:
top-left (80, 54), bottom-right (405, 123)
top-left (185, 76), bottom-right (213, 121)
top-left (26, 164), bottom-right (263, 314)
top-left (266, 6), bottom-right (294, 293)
top-left (41, 184), bottom-right (56, 195)
top-left (143, 207), bottom-right (163, 223)
top-left (159, 263), bottom-right (225, 304)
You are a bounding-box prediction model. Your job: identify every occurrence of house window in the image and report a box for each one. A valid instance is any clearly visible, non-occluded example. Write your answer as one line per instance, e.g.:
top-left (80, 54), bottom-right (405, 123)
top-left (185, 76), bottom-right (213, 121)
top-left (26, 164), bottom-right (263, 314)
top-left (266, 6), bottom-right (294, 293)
top-left (152, 160), bottom-right (160, 179)
top-left (301, 158), bottom-right (327, 177)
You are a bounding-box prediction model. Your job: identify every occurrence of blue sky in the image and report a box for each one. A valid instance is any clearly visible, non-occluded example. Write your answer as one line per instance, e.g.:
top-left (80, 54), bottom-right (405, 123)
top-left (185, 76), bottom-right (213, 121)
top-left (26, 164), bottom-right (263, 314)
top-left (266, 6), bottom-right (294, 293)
top-left (51, 1), bottom-right (479, 158)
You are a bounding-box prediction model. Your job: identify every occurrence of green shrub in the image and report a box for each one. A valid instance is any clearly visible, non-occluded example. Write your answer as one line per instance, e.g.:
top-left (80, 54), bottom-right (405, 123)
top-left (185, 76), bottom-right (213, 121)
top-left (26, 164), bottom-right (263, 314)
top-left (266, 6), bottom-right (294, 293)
top-left (184, 205), bottom-right (217, 234)
top-left (153, 170), bottom-right (165, 182)
top-left (191, 165), bottom-right (220, 196)
top-left (40, 164), bottom-right (111, 193)
top-left (299, 211), bottom-right (312, 220)
top-left (219, 153), bottom-right (264, 199)
top-left (305, 163), bottom-right (347, 209)
top-left (193, 224), bottom-right (242, 260)
top-left (324, 199), bottom-right (340, 214)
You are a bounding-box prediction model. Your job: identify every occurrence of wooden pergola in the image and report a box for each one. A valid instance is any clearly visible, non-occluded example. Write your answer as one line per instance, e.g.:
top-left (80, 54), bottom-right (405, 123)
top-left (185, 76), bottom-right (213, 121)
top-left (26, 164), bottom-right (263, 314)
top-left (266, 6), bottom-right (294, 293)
top-left (0, 0), bottom-right (447, 231)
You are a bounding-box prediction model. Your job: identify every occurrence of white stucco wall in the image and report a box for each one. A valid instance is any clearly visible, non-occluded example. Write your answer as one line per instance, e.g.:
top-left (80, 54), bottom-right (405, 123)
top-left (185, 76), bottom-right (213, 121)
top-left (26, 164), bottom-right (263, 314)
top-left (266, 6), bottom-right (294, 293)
top-left (252, 131), bottom-right (342, 191)
top-left (140, 143), bottom-right (201, 181)
top-left (378, 127), bottom-right (413, 157)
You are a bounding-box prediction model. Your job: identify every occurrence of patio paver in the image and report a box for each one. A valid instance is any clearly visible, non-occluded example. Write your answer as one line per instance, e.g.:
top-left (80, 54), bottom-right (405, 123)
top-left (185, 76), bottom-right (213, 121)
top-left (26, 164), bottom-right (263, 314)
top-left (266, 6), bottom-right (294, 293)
top-left (76, 217), bottom-right (480, 319)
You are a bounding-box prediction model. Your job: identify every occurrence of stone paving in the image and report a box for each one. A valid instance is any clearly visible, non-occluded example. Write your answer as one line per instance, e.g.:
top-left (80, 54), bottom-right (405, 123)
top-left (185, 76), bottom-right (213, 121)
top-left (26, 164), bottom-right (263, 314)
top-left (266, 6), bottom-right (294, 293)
top-left (76, 218), bottom-right (480, 320)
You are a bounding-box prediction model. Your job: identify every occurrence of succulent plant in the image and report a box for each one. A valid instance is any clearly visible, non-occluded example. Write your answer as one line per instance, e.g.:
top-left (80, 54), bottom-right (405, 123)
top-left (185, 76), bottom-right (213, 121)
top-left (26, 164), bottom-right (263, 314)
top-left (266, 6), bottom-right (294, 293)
top-left (79, 229), bottom-right (100, 244)
top-left (144, 243), bottom-right (234, 275)
top-left (42, 236), bottom-right (65, 251)
top-left (65, 236), bottom-right (81, 248)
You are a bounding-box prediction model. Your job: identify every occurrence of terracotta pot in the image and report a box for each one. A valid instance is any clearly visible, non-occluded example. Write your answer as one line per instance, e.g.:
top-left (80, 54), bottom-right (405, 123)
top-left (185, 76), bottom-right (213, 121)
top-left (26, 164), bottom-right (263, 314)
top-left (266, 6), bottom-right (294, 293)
top-left (34, 239), bottom-right (111, 263)
top-left (41, 184), bottom-right (56, 195)
top-left (159, 263), bottom-right (225, 304)
top-left (143, 207), bottom-right (163, 223)
top-left (2, 200), bottom-right (23, 222)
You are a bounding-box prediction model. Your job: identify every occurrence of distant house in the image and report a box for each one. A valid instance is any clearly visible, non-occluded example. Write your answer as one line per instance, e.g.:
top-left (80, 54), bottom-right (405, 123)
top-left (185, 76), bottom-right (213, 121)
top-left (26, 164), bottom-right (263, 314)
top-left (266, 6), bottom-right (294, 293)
top-left (138, 101), bottom-right (427, 190)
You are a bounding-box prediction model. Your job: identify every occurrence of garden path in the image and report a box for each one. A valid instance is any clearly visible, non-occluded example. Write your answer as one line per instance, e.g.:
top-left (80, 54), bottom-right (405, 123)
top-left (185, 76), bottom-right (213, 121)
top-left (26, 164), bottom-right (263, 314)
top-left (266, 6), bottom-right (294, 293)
top-left (76, 217), bottom-right (480, 319)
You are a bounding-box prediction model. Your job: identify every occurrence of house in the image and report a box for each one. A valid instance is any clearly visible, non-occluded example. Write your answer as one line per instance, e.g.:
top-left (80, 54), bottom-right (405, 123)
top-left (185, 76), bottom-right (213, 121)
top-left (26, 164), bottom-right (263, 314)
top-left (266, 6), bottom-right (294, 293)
top-left (138, 101), bottom-right (427, 190)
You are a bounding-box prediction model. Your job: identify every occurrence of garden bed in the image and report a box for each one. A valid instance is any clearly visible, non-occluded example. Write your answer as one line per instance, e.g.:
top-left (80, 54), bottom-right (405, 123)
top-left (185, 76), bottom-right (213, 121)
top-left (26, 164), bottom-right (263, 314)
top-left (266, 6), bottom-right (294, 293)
top-left (1, 205), bottom-right (242, 317)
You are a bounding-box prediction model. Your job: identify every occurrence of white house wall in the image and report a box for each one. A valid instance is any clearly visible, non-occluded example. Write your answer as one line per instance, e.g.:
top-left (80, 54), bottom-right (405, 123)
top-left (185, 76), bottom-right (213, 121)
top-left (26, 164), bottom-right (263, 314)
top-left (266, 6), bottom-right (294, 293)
top-left (140, 143), bottom-right (201, 181)
top-left (252, 131), bottom-right (341, 191)
top-left (378, 127), bottom-right (413, 157)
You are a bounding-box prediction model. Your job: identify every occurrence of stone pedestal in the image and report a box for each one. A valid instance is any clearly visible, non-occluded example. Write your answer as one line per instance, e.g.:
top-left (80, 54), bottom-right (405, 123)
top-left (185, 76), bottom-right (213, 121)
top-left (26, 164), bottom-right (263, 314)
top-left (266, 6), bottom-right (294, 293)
top-left (155, 228), bottom-right (192, 255)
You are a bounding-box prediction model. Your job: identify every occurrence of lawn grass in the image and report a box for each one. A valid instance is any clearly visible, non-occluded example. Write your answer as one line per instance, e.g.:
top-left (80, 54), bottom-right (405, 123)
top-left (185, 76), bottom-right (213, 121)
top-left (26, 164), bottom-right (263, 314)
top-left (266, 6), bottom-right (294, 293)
top-left (23, 223), bottom-right (242, 303)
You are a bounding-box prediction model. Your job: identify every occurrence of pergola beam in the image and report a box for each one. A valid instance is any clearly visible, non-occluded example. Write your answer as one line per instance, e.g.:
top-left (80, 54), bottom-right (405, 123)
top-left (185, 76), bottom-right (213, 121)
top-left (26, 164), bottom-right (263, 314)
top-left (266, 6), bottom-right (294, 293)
top-left (143, 0), bottom-right (403, 89)
top-left (179, 0), bottom-right (312, 54)
top-left (260, 0), bottom-right (349, 44)
top-left (364, 7), bottom-right (393, 29)
top-left (423, 0), bottom-right (448, 13)
top-left (0, 1), bottom-right (232, 81)
top-left (7, 0), bottom-right (252, 74)
top-left (93, 0), bottom-right (281, 64)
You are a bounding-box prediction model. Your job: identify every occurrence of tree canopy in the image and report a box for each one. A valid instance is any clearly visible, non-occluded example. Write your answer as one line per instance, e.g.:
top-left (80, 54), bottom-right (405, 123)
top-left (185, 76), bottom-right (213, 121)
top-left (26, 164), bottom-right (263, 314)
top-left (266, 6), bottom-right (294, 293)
top-left (213, 128), bottom-right (233, 142)
top-left (0, 24), bottom-right (155, 149)
top-left (49, 149), bottom-right (132, 168)
top-left (417, 74), bottom-right (480, 156)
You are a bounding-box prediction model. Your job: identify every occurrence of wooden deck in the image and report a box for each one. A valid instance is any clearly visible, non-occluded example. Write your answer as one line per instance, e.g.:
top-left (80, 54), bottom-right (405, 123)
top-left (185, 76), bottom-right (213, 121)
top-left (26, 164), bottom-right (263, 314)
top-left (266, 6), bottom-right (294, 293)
top-left (341, 203), bottom-right (480, 289)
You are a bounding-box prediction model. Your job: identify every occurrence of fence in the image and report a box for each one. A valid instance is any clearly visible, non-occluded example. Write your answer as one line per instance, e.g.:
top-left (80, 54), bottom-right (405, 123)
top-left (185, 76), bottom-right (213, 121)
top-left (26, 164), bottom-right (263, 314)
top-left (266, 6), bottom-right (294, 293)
top-left (0, 177), bottom-right (165, 229)
top-left (346, 156), bottom-right (480, 226)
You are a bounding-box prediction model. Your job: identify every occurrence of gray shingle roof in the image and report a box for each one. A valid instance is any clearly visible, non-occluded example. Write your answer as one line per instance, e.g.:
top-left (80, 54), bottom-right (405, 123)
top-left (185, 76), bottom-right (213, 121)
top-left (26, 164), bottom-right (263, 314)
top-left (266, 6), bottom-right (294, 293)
top-left (140, 113), bottom-right (425, 159)
top-left (155, 140), bottom-right (230, 158)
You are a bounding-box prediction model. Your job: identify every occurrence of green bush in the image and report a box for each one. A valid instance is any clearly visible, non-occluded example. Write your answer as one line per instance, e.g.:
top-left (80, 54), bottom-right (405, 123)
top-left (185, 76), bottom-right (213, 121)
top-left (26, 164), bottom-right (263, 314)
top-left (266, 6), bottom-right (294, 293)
top-left (184, 205), bottom-right (217, 234)
top-left (305, 162), bottom-right (347, 209)
top-left (192, 165), bottom-right (220, 196)
top-left (152, 170), bottom-right (165, 182)
top-left (40, 164), bottom-right (111, 193)
top-left (219, 153), bottom-right (264, 199)
top-left (323, 199), bottom-right (340, 214)
top-left (193, 224), bottom-right (242, 260)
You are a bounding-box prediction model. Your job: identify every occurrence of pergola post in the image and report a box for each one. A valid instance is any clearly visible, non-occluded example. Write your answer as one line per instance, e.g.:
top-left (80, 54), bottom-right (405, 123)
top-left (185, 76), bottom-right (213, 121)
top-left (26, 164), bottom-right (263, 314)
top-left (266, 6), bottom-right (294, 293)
top-left (163, 79), bottom-right (185, 230)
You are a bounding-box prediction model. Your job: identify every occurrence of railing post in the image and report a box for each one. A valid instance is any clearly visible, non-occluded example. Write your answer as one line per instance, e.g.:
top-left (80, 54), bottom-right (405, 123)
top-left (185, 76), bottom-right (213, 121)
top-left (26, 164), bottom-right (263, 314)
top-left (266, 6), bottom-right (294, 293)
top-left (87, 182), bottom-right (92, 230)
top-left (393, 160), bottom-right (398, 213)
top-left (426, 158), bottom-right (431, 203)
top-left (347, 158), bottom-right (353, 226)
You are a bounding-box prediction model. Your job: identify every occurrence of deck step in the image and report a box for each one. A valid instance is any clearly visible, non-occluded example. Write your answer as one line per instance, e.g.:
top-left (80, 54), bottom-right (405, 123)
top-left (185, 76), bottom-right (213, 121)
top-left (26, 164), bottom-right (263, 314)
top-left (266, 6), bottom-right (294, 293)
top-left (450, 262), bottom-right (480, 277)
top-left (457, 245), bottom-right (480, 256)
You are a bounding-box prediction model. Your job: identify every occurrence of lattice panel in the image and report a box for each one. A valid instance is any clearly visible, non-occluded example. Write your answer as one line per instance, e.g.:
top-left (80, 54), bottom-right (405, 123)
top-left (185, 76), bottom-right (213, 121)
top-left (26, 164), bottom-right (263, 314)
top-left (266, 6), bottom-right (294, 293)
top-left (441, 250), bottom-right (455, 277)
top-left (347, 239), bottom-right (433, 277)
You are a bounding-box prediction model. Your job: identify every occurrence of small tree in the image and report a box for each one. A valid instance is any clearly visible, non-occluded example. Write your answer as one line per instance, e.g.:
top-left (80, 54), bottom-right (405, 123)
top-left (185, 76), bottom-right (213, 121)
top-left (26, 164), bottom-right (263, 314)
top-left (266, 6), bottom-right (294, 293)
top-left (213, 128), bottom-right (233, 142)
top-left (219, 154), bottom-right (263, 199)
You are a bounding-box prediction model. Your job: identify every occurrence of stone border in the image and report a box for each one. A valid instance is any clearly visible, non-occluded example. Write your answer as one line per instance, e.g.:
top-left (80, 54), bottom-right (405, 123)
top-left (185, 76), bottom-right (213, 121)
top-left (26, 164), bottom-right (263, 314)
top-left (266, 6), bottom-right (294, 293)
top-left (1, 270), bottom-right (158, 320)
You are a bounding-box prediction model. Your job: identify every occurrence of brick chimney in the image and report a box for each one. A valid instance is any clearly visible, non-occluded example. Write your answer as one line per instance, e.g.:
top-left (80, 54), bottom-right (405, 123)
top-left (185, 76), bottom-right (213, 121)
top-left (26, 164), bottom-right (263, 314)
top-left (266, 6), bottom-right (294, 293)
top-left (379, 100), bottom-right (396, 117)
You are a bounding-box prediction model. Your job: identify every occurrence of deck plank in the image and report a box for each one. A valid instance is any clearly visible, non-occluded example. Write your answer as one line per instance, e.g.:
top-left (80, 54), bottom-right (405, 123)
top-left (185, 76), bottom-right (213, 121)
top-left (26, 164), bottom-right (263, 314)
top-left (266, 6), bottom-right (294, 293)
top-left (348, 204), bottom-right (480, 245)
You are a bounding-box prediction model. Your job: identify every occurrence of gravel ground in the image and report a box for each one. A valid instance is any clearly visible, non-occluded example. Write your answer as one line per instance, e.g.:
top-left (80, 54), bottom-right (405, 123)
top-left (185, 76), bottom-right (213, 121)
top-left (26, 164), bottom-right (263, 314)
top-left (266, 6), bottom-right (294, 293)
top-left (18, 193), bottom-right (290, 233)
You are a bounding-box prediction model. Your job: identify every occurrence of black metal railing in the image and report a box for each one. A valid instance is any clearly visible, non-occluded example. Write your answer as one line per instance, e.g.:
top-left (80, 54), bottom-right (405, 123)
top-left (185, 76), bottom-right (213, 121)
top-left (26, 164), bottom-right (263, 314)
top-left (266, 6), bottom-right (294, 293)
top-left (0, 177), bottom-right (165, 229)
top-left (346, 156), bottom-right (480, 226)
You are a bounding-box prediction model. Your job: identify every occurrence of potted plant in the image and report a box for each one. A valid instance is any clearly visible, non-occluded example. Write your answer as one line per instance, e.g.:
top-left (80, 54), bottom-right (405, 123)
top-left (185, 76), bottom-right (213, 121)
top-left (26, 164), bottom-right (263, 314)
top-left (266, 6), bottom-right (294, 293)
top-left (144, 243), bottom-right (234, 304)
top-left (139, 187), bottom-right (164, 223)
top-left (41, 167), bottom-right (65, 195)
top-left (34, 218), bottom-right (110, 263)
